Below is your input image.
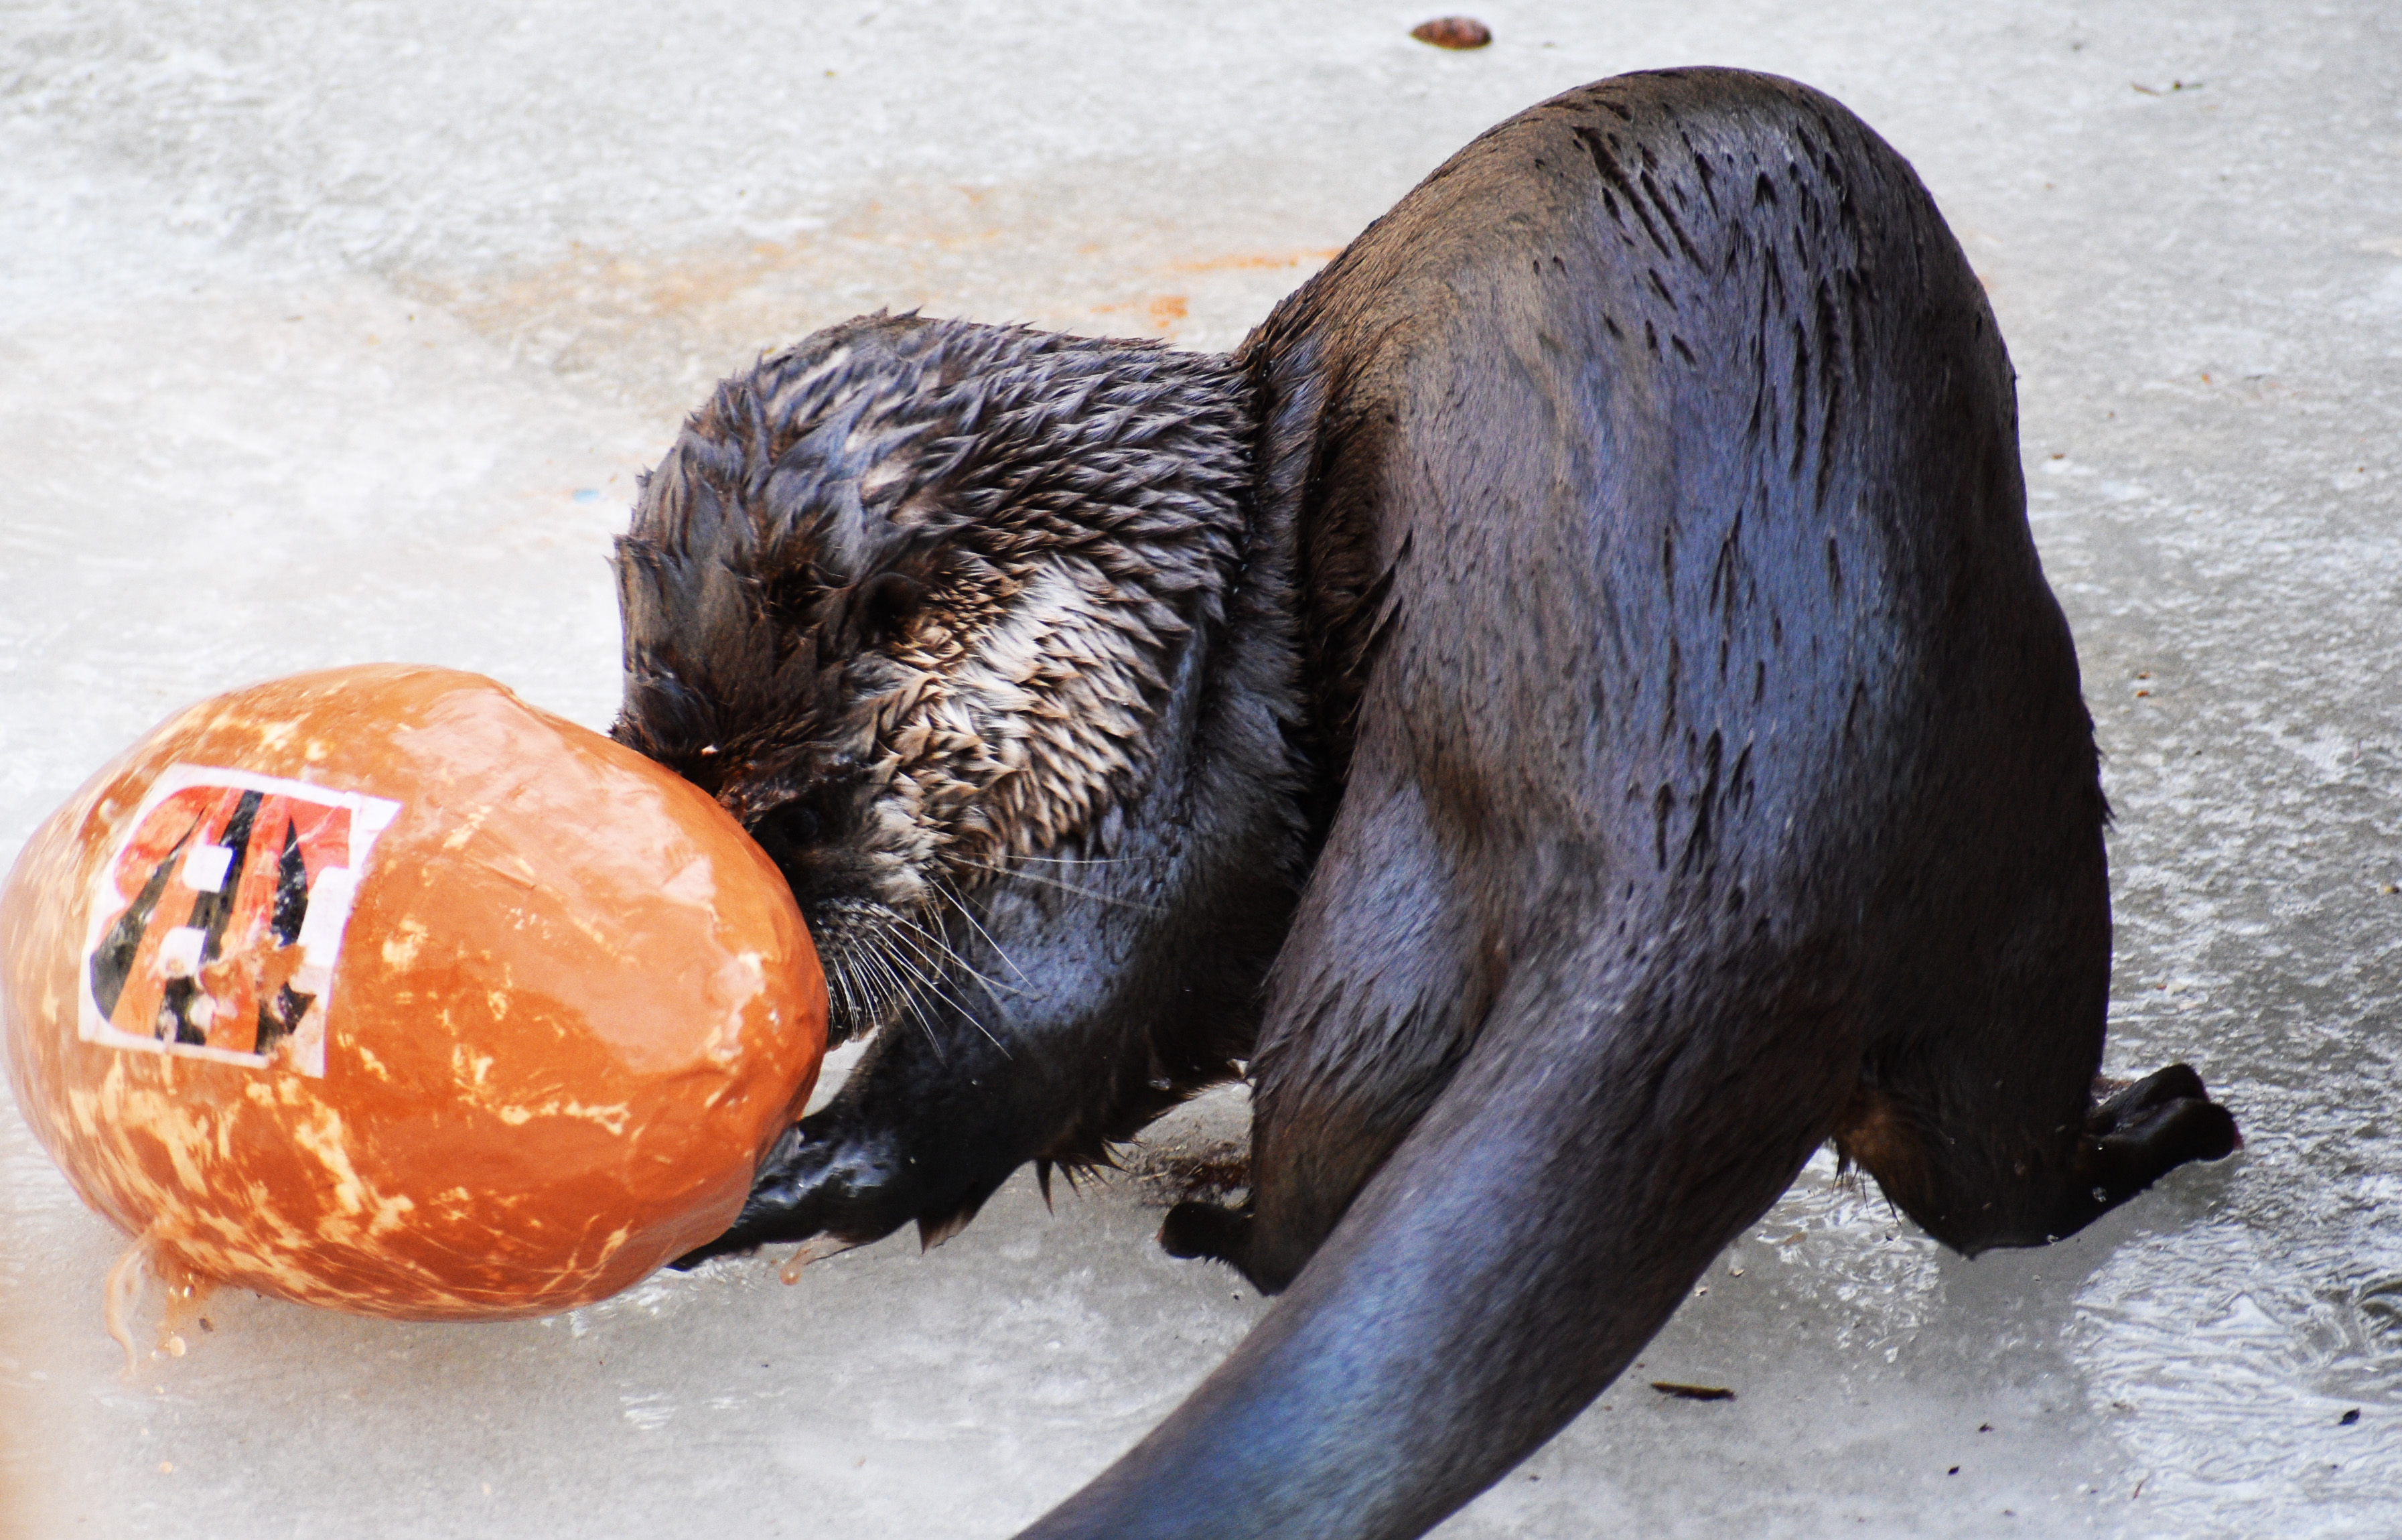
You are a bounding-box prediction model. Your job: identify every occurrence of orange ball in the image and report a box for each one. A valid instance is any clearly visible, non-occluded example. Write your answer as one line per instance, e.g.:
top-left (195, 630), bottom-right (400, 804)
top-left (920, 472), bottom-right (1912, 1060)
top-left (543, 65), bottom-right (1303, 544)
top-left (0, 665), bottom-right (825, 1320)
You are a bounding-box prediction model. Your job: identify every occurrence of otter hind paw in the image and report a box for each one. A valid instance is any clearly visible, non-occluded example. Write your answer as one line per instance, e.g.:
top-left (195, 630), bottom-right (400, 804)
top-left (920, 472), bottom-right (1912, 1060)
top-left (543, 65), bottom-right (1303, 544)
top-left (2071, 1062), bottom-right (2241, 1224)
top-left (1160, 1200), bottom-right (1255, 1269)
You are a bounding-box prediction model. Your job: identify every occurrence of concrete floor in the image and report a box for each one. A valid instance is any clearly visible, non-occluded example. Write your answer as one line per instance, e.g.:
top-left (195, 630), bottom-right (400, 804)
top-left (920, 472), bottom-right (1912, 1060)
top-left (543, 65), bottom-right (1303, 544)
top-left (3, 2), bottom-right (2397, 1535)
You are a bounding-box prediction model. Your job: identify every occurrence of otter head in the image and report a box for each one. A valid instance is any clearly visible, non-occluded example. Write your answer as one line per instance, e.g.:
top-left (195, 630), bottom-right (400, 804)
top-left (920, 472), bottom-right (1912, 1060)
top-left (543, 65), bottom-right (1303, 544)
top-left (611, 315), bottom-right (1253, 1042)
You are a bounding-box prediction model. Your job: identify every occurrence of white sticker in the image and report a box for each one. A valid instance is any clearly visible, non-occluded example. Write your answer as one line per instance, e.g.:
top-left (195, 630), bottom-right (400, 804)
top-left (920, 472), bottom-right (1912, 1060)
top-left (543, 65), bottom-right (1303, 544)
top-left (79, 764), bottom-right (402, 1076)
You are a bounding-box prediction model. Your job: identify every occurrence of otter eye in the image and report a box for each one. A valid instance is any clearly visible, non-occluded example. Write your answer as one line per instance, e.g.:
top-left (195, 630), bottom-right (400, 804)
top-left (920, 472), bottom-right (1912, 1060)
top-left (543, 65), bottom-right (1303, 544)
top-left (757, 798), bottom-right (829, 852)
top-left (855, 571), bottom-right (928, 646)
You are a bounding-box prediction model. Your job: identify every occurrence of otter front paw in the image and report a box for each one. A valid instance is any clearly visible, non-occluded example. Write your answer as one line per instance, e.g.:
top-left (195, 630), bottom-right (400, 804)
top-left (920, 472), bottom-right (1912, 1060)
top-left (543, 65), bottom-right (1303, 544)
top-left (673, 1086), bottom-right (1026, 1270)
top-left (670, 1114), bottom-right (907, 1269)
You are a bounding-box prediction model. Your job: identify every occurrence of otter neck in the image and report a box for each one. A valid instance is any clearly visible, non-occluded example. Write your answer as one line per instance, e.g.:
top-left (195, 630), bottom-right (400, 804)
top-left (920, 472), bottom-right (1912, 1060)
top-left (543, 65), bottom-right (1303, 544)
top-left (975, 340), bottom-right (1317, 1153)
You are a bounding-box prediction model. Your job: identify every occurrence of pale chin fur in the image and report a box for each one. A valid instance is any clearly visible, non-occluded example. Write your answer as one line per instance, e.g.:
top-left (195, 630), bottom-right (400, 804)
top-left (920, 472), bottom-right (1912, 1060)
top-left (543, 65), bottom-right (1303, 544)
top-left (823, 556), bottom-right (1196, 1043)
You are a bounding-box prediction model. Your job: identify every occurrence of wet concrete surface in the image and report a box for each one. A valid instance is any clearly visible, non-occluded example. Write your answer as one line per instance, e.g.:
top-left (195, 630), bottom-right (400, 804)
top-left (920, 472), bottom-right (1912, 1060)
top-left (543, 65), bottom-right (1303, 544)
top-left (3, 2), bottom-right (2398, 1536)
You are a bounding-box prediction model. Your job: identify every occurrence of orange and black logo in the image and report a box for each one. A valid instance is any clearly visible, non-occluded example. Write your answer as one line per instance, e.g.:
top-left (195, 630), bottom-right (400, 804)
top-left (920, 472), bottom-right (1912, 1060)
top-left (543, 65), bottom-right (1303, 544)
top-left (79, 766), bottom-right (398, 1076)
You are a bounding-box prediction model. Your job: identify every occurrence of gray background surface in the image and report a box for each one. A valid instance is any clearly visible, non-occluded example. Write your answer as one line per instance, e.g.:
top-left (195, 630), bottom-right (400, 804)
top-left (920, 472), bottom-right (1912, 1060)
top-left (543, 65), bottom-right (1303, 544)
top-left (2, 2), bottom-right (2396, 1535)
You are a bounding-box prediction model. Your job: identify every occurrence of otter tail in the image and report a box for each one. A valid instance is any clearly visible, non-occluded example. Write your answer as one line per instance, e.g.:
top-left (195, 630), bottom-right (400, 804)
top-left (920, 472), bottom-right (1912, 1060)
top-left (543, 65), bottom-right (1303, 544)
top-left (1019, 915), bottom-right (1841, 1540)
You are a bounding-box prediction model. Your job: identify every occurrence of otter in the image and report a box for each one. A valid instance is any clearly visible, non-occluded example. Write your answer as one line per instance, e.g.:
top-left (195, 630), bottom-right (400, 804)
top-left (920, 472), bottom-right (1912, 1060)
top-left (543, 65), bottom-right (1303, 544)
top-left (611, 68), bottom-right (2239, 1540)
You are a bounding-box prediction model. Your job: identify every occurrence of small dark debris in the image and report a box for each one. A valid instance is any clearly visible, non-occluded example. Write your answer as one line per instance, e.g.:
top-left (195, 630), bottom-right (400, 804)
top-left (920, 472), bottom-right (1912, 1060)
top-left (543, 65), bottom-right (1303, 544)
top-left (1977, 1423), bottom-right (1992, 1432)
top-left (2340, 1407), bottom-right (2361, 1426)
top-left (1410, 17), bottom-right (1492, 50)
top-left (198, 1318), bottom-right (214, 1333)
top-left (1127, 1137), bottom-right (1251, 1209)
top-left (1949, 1466), bottom-right (1961, 1476)
top-left (1649, 1381), bottom-right (1735, 1401)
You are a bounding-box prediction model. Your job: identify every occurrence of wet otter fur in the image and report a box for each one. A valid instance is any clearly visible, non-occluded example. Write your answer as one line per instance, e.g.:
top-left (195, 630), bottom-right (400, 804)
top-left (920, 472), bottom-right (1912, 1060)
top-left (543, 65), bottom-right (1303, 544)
top-left (614, 324), bottom-right (1305, 1252)
top-left (614, 68), bottom-right (2239, 1540)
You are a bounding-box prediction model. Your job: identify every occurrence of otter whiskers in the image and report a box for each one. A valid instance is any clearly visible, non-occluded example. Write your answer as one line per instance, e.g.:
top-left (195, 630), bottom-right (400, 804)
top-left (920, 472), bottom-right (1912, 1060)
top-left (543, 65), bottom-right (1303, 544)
top-left (927, 879), bottom-right (1030, 984)
top-left (880, 924), bottom-right (1007, 1054)
top-left (953, 857), bottom-right (1165, 915)
top-left (893, 903), bottom-right (1017, 998)
top-left (815, 904), bottom-right (1015, 1060)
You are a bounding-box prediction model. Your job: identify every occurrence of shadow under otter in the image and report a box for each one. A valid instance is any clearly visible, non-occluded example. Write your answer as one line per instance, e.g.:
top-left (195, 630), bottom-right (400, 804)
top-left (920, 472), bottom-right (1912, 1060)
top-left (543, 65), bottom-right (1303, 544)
top-left (610, 68), bottom-right (2239, 1540)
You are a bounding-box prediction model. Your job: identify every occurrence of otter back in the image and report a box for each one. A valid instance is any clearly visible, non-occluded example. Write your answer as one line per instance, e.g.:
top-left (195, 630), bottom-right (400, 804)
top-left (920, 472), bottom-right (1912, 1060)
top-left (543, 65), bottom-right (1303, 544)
top-left (1028, 67), bottom-right (2237, 1540)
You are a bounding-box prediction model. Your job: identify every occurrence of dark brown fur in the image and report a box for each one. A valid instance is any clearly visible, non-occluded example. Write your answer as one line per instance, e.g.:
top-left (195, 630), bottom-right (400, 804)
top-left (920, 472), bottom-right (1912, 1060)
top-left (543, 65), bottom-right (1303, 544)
top-left (615, 69), bottom-right (2239, 1540)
